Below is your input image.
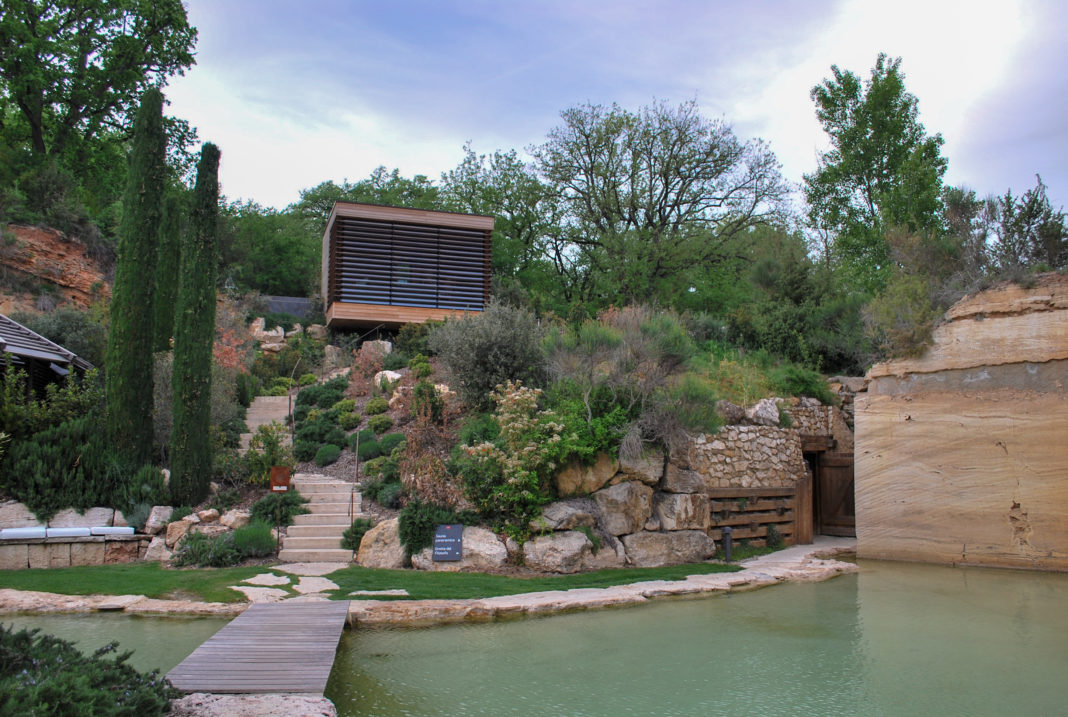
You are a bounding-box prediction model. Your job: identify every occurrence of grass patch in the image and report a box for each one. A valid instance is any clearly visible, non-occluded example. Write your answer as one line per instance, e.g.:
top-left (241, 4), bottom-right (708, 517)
top-left (714, 542), bottom-right (780, 562)
top-left (327, 562), bottom-right (741, 600)
top-left (0, 563), bottom-right (288, 603)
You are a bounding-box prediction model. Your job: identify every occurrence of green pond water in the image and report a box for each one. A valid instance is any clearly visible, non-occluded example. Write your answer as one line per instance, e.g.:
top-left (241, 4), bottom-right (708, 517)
top-left (4, 560), bottom-right (1067, 716)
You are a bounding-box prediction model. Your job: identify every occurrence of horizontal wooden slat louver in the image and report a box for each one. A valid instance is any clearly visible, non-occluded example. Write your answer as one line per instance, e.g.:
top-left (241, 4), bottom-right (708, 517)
top-left (329, 215), bottom-right (487, 311)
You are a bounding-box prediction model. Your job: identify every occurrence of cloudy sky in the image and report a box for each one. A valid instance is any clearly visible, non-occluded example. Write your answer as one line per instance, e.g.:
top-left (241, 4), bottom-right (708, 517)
top-left (165, 0), bottom-right (1067, 213)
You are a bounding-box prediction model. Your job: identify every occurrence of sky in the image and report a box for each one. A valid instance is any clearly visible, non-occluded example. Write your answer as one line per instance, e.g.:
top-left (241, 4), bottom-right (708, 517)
top-left (165, 0), bottom-right (1068, 213)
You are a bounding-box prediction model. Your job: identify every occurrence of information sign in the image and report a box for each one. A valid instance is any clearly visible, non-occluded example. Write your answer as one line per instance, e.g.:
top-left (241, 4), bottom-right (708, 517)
top-left (432, 523), bottom-right (463, 561)
top-left (269, 466), bottom-right (291, 493)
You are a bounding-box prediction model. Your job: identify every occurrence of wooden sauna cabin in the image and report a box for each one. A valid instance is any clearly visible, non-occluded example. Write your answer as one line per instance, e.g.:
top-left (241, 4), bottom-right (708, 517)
top-left (321, 202), bottom-right (494, 329)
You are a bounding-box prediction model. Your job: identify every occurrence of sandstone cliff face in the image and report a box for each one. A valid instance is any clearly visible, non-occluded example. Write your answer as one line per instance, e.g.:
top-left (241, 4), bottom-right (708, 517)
top-left (856, 273), bottom-right (1068, 571)
top-left (0, 224), bottom-right (110, 310)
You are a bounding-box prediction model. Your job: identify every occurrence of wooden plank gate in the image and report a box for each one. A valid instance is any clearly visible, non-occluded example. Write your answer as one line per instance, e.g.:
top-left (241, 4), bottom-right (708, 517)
top-left (816, 451), bottom-right (855, 537)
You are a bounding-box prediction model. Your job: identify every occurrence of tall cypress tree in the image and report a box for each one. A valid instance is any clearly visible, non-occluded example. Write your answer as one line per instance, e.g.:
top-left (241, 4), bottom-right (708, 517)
top-left (168, 144), bottom-right (221, 504)
top-left (153, 193), bottom-right (182, 352)
top-left (169, 143), bottom-right (220, 505)
top-left (105, 89), bottom-right (166, 466)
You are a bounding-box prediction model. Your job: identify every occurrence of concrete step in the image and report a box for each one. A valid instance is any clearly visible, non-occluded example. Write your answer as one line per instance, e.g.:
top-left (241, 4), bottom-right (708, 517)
top-left (277, 548), bottom-right (352, 563)
top-left (291, 480), bottom-right (353, 493)
top-left (293, 512), bottom-right (353, 526)
top-left (283, 536), bottom-right (345, 550)
top-left (306, 501), bottom-right (355, 514)
top-left (287, 524), bottom-right (351, 538)
top-left (304, 491), bottom-right (355, 503)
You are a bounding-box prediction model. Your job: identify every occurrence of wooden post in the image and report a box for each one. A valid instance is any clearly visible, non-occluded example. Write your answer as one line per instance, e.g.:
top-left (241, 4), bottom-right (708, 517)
top-left (795, 469), bottom-right (814, 544)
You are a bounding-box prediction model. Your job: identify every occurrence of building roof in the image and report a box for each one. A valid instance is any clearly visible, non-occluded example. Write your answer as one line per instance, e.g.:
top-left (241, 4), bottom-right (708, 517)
top-left (0, 313), bottom-right (93, 372)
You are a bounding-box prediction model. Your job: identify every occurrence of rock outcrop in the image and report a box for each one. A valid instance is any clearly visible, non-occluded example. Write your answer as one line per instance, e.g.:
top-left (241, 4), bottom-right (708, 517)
top-left (856, 273), bottom-right (1068, 571)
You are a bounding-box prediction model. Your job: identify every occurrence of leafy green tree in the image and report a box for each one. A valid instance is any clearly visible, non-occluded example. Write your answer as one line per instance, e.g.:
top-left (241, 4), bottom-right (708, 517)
top-left (804, 54), bottom-right (948, 293)
top-left (152, 192), bottom-right (183, 351)
top-left (293, 166), bottom-right (442, 233)
top-left (105, 89), bottom-right (166, 466)
top-left (169, 143), bottom-right (220, 505)
top-left (0, 0), bottom-right (195, 158)
top-left (534, 100), bottom-right (787, 307)
top-left (217, 200), bottom-right (320, 296)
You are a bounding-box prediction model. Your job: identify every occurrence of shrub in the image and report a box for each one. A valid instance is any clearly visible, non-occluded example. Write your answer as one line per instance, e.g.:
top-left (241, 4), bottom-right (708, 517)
top-left (250, 490), bottom-right (309, 527)
top-left (381, 351), bottom-right (408, 371)
top-left (298, 372), bottom-right (317, 386)
top-left (428, 300), bottom-right (546, 408)
top-left (412, 380), bottom-right (443, 423)
top-left (338, 411), bottom-right (361, 430)
top-left (314, 444), bottom-right (341, 466)
top-left (235, 372), bottom-right (259, 407)
top-left (356, 438), bottom-right (382, 461)
top-left (170, 506), bottom-right (193, 523)
top-left (332, 398), bottom-right (357, 413)
top-left (397, 499), bottom-right (476, 558)
top-left (0, 365), bottom-right (104, 441)
top-left (294, 439), bottom-right (318, 462)
top-left (172, 531), bottom-right (242, 567)
top-left (213, 447), bottom-right (251, 487)
top-left (377, 481), bottom-right (405, 509)
top-left (409, 353), bottom-right (433, 378)
top-left (208, 487), bottom-right (240, 513)
top-left (296, 417), bottom-right (333, 444)
top-left (341, 517), bottom-right (375, 551)
top-left (378, 432), bottom-right (406, 456)
top-left (368, 414), bottom-right (393, 434)
top-left (232, 520), bottom-right (276, 557)
top-left (768, 363), bottom-right (836, 405)
top-left (362, 456), bottom-right (388, 477)
top-left (245, 422), bottom-right (295, 485)
top-left (364, 396), bottom-right (388, 415)
top-left (395, 321), bottom-right (435, 356)
top-left (452, 381), bottom-right (575, 539)
top-left (11, 307), bottom-right (108, 370)
top-left (0, 624), bottom-right (177, 716)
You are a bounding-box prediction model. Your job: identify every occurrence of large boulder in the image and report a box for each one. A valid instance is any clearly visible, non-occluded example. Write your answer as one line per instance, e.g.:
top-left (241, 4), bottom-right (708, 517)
top-left (617, 449), bottom-right (665, 486)
top-left (411, 527), bottom-right (508, 572)
top-left (373, 370), bottom-right (403, 388)
top-left (219, 509), bottom-right (251, 530)
top-left (554, 453), bottom-right (618, 497)
top-left (579, 534), bottom-right (628, 571)
top-left (306, 324), bottom-right (328, 341)
top-left (661, 464), bottom-right (705, 494)
top-left (716, 400), bottom-right (746, 425)
top-left (621, 530), bottom-right (716, 567)
top-left (654, 493), bottom-right (710, 531)
top-left (532, 499), bottom-right (597, 531)
top-left (144, 536), bottom-right (171, 562)
top-left (165, 517), bottom-right (198, 548)
top-left (196, 508), bottom-right (220, 523)
top-left (357, 518), bottom-right (405, 569)
top-left (522, 531), bottom-right (596, 573)
top-left (362, 340), bottom-right (393, 358)
top-left (144, 506), bottom-right (174, 535)
top-left (746, 397), bottom-right (782, 427)
top-left (48, 507), bottom-right (114, 529)
top-left (593, 481), bottom-right (653, 536)
top-left (0, 501), bottom-right (40, 529)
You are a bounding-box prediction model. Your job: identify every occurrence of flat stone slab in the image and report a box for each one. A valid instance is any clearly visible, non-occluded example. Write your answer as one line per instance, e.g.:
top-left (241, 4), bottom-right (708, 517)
top-left (96, 595), bottom-right (146, 611)
top-left (170, 693), bottom-right (337, 717)
top-left (350, 589), bottom-right (410, 597)
top-left (275, 562), bottom-right (348, 577)
top-left (229, 586), bottom-right (289, 603)
top-left (294, 577), bottom-right (338, 594)
top-left (244, 572), bottom-right (291, 586)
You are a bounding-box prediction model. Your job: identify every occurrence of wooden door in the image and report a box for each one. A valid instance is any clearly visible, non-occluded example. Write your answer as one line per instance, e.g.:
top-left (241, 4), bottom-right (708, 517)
top-left (817, 452), bottom-right (855, 537)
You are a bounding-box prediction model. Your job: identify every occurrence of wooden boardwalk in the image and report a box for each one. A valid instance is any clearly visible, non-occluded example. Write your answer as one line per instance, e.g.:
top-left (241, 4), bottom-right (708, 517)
top-left (167, 601), bottom-right (350, 694)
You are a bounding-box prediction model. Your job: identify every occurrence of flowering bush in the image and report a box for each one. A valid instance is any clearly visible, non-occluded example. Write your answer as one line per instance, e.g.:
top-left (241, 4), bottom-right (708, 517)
top-left (454, 381), bottom-right (577, 539)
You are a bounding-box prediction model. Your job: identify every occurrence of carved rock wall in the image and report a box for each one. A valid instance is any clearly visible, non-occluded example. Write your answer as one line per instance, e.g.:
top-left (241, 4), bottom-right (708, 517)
top-left (856, 273), bottom-right (1068, 571)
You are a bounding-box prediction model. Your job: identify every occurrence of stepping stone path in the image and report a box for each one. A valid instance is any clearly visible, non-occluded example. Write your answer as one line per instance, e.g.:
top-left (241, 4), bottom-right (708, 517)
top-left (278, 474), bottom-right (368, 563)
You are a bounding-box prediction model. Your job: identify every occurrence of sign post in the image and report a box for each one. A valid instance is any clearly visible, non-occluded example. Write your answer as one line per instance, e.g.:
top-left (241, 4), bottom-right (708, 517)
top-left (269, 467), bottom-right (291, 554)
top-left (432, 524), bottom-right (463, 562)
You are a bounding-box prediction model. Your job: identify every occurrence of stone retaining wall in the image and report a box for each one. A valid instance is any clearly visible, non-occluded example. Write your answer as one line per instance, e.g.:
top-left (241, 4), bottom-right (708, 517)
top-left (668, 426), bottom-right (807, 490)
top-left (0, 536), bottom-right (152, 569)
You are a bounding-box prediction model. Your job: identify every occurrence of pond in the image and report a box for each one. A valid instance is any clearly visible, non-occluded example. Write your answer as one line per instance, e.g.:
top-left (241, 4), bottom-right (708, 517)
top-left (326, 560), bottom-right (1068, 716)
top-left (3, 560), bottom-right (1066, 716)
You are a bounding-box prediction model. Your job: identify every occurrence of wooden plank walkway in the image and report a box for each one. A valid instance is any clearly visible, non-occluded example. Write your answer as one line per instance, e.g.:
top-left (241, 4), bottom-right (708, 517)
top-left (167, 601), bottom-right (350, 694)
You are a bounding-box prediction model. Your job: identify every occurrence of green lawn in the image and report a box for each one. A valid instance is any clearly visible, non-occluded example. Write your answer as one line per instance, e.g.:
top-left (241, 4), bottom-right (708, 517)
top-left (0, 561), bottom-right (742, 604)
top-left (0, 563), bottom-right (286, 603)
top-left (325, 562), bottom-right (741, 600)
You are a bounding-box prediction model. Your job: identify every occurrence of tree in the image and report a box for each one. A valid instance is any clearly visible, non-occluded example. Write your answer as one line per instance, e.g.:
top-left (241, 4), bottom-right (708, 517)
top-left (217, 201), bottom-right (320, 297)
top-left (169, 143), bottom-right (219, 505)
top-left (292, 167), bottom-right (442, 233)
top-left (0, 0), bottom-right (195, 158)
top-left (991, 175), bottom-right (1066, 271)
top-left (534, 100), bottom-right (787, 307)
top-left (105, 88), bottom-right (166, 466)
top-left (804, 54), bottom-right (948, 293)
top-left (152, 192), bottom-right (182, 351)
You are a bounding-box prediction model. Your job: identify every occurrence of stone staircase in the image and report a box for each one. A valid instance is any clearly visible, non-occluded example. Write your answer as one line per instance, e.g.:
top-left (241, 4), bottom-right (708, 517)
top-left (278, 474), bottom-right (365, 563)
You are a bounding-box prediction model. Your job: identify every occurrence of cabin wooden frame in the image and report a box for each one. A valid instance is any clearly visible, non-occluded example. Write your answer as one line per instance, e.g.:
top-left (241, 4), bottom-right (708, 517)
top-left (321, 202), bottom-right (494, 329)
